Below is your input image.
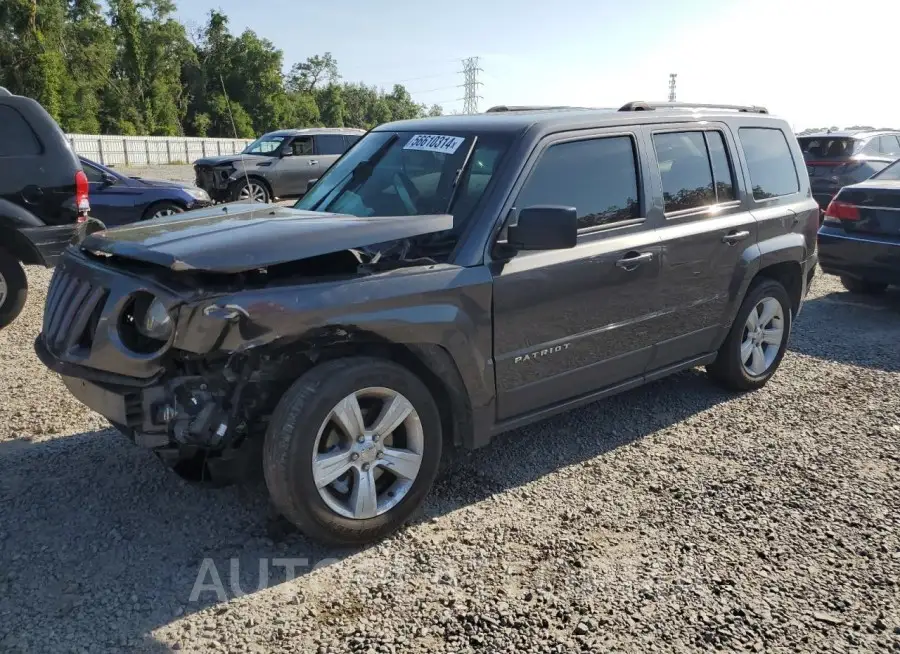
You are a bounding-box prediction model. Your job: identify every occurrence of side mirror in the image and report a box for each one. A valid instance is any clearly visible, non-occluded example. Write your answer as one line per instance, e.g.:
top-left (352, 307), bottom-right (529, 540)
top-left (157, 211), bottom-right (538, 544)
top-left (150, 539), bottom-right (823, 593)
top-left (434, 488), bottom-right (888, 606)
top-left (101, 172), bottom-right (117, 186)
top-left (506, 206), bottom-right (578, 251)
top-left (281, 146), bottom-right (294, 157)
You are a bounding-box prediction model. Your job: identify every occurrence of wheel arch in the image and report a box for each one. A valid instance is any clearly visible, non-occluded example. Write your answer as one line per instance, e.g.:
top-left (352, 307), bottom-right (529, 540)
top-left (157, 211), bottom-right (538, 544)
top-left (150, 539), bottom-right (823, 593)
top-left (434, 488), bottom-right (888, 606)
top-left (753, 260), bottom-right (803, 316)
top-left (232, 174), bottom-right (274, 201)
top-left (259, 335), bottom-right (475, 451)
top-left (0, 224), bottom-right (45, 266)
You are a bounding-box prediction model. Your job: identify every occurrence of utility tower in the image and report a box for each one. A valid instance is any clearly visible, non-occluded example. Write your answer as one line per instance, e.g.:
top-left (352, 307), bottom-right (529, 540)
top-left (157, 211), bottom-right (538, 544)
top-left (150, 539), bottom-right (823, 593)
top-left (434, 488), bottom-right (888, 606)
top-left (462, 57), bottom-right (483, 114)
top-left (668, 73), bottom-right (677, 103)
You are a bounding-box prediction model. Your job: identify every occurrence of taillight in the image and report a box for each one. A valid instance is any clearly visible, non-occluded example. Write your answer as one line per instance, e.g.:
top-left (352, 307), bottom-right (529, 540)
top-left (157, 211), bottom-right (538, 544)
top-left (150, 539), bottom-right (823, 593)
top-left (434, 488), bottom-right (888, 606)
top-left (824, 199), bottom-right (860, 222)
top-left (75, 170), bottom-right (90, 221)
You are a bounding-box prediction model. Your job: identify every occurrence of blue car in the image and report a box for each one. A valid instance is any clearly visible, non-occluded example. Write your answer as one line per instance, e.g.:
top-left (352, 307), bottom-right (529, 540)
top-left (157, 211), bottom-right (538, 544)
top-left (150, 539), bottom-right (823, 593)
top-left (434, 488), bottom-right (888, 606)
top-left (79, 156), bottom-right (212, 227)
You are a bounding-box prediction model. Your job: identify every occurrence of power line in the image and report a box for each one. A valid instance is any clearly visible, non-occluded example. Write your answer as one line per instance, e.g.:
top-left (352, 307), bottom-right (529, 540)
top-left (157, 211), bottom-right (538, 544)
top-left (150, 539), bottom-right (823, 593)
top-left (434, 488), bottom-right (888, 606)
top-left (407, 84), bottom-right (462, 95)
top-left (461, 56), bottom-right (483, 114)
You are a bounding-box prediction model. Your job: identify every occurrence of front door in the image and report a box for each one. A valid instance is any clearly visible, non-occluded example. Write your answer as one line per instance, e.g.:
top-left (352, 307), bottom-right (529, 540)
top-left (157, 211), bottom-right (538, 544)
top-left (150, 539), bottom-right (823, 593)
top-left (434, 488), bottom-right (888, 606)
top-left (492, 130), bottom-right (666, 420)
top-left (646, 125), bottom-right (759, 369)
top-left (271, 135), bottom-right (316, 197)
top-left (81, 161), bottom-right (141, 226)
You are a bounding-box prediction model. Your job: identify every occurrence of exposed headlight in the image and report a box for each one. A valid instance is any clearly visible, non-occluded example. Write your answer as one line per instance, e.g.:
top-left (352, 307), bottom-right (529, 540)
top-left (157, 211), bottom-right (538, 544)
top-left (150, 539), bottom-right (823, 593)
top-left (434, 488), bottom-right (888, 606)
top-left (136, 296), bottom-right (174, 341)
top-left (186, 187), bottom-right (210, 201)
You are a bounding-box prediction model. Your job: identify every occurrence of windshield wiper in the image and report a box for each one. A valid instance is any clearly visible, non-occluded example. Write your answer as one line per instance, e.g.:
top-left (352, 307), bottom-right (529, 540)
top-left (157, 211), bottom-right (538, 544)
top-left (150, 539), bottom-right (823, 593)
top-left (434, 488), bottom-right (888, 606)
top-left (444, 136), bottom-right (478, 213)
top-left (310, 133), bottom-right (399, 212)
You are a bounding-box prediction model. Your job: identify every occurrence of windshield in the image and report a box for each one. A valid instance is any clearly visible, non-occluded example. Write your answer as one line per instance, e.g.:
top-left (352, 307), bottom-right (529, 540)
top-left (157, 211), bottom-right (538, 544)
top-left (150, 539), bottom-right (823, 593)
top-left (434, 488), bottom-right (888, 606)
top-left (797, 136), bottom-right (859, 160)
top-left (873, 159), bottom-right (900, 182)
top-left (242, 134), bottom-right (287, 156)
top-left (295, 130), bottom-right (510, 237)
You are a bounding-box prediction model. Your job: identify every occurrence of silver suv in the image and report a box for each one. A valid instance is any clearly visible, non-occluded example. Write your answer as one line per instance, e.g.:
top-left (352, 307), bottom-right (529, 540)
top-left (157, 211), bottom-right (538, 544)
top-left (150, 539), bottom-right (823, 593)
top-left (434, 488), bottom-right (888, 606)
top-left (193, 127), bottom-right (365, 203)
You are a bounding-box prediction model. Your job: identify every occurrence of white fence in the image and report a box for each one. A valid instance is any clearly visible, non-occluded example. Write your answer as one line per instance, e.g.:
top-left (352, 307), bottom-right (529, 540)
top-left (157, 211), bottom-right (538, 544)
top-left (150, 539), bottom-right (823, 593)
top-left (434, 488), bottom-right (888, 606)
top-left (65, 134), bottom-right (254, 167)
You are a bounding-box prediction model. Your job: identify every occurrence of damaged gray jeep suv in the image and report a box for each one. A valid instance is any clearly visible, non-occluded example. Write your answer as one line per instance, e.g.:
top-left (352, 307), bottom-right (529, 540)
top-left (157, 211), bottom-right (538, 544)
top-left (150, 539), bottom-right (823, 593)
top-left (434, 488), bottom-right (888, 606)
top-left (36, 102), bottom-right (819, 545)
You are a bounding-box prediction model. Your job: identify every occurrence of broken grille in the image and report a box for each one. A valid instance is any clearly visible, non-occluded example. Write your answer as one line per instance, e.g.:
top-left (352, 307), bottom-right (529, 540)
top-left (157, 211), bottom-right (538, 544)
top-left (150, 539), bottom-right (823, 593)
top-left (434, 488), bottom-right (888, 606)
top-left (42, 267), bottom-right (108, 355)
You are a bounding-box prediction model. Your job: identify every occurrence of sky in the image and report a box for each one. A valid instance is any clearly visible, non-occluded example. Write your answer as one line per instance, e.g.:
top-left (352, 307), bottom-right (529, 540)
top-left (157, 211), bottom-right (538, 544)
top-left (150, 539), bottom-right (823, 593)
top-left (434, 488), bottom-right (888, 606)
top-left (175, 0), bottom-right (900, 131)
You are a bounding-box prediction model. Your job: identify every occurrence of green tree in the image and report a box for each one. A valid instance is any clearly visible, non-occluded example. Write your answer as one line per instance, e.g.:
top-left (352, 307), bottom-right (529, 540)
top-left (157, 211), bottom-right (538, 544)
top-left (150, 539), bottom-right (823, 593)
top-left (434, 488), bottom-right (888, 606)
top-left (318, 83), bottom-right (345, 127)
top-left (287, 52), bottom-right (339, 93)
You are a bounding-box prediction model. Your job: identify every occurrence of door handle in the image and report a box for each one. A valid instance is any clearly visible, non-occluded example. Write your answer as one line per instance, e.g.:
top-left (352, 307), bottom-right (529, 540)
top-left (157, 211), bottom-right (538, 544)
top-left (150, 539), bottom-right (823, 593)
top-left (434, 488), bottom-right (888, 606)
top-left (309, 159), bottom-right (319, 166)
top-left (615, 251), bottom-right (654, 270)
top-left (722, 230), bottom-right (750, 245)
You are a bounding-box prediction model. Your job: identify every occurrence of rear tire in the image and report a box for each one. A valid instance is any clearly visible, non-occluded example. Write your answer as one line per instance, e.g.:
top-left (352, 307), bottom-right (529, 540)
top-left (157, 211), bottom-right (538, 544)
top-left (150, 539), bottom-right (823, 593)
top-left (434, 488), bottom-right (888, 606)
top-left (707, 278), bottom-right (792, 392)
top-left (263, 357), bottom-right (443, 547)
top-left (0, 254), bottom-right (28, 330)
top-left (840, 275), bottom-right (887, 295)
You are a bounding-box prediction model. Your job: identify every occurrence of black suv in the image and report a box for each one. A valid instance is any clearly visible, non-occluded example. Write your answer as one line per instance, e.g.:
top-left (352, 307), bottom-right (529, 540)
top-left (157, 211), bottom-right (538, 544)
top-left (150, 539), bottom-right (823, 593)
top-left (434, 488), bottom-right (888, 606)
top-left (36, 102), bottom-right (819, 545)
top-left (0, 87), bottom-right (93, 328)
top-left (798, 129), bottom-right (900, 213)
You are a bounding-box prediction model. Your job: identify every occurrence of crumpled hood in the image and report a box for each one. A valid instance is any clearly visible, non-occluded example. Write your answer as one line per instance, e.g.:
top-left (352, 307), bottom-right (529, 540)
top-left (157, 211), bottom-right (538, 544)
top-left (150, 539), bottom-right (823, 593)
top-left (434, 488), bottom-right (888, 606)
top-left (193, 154), bottom-right (267, 168)
top-left (80, 203), bottom-right (453, 273)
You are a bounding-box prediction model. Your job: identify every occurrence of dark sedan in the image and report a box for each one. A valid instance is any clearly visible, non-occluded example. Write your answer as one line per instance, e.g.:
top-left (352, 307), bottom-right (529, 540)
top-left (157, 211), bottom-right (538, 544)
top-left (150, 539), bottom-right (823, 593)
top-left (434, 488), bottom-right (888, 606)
top-left (818, 159), bottom-right (900, 294)
top-left (79, 157), bottom-right (212, 227)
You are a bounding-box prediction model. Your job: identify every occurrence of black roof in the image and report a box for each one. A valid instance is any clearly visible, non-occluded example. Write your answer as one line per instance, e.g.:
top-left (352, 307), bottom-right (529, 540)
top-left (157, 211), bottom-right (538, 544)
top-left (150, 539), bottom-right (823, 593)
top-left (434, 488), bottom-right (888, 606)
top-left (376, 104), bottom-right (783, 136)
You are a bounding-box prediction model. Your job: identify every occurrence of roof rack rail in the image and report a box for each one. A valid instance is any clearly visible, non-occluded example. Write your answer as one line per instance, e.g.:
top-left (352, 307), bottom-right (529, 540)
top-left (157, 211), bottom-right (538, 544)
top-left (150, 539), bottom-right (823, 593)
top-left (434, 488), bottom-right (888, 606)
top-left (485, 105), bottom-right (599, 113)
top-left (618, 101), bottom-right (769, 114)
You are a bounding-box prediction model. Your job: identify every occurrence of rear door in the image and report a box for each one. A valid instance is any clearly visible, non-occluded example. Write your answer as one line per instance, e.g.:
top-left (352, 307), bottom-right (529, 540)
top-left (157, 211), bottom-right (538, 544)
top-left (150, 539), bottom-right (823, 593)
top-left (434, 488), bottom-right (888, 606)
top-left (645, 124), bottom-right (758, 369)
top-left (491, 129), bottom-right (666, 419)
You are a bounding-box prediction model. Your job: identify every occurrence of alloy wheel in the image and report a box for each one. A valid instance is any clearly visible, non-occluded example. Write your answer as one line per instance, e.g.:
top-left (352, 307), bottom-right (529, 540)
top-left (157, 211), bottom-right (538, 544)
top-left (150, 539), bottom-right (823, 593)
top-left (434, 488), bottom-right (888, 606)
top-left (238, 182), bottom-right (268, 203)
top-left (312, 387), bottom-right (425, 520)
top-left (740, 296), bottom-right (785, 377)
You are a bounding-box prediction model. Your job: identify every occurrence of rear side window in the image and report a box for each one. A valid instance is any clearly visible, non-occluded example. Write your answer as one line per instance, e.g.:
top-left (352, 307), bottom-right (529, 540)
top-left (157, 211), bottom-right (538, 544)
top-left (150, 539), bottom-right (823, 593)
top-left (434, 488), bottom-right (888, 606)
top-left (316, 134), bottom-right (346, 155)
top-left (344, 135), bottom-right (361, 149)
top-left (738, 128), bottom-right (800, 200)
top-left (653, 130), bottom-right (736, 213)
top-left (0, 106), bottom-right (42, 156)
top-left (879, 135), bottom-right (900, 156)
top-left (515, 136), bottom-right (641, 230)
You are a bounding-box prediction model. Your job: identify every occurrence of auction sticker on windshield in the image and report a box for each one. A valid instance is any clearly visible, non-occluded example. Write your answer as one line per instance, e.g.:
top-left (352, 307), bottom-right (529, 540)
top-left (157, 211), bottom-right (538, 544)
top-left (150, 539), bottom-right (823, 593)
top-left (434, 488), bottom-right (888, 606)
top-left (403, 134), bottom-right (465, 155)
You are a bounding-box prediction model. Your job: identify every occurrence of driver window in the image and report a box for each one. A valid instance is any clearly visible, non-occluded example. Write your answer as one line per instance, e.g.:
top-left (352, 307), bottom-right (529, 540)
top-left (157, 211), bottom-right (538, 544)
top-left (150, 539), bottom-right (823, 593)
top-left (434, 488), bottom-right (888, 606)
top-left (514, 136), bottom-right (641, 231)
top-left (290, 137), bottom-right (314, 156)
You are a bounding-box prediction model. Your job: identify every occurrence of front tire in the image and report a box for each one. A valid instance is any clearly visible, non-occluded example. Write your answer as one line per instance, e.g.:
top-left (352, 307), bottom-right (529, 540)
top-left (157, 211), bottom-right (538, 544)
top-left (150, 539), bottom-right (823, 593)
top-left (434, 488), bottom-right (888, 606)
top-left (142, 200), bottom-right (184, 221)
top-left (707, 278), bottom-right (792, 391)
top-left (263, 357), bottom-right (443, 546)
top-left (231, 178), bottom-right (270, 204)
top-left (840, 275), bottom-right (887, 295)
top-left (0, 254), bottom-right (28, 330)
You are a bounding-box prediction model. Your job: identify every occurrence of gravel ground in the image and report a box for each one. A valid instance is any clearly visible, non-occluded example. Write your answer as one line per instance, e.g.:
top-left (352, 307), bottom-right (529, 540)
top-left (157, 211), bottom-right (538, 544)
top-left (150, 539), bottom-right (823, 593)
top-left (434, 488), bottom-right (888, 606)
top-left (1, 268), bottom-right (899, 654)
